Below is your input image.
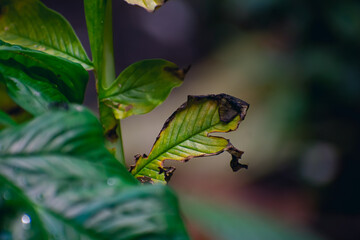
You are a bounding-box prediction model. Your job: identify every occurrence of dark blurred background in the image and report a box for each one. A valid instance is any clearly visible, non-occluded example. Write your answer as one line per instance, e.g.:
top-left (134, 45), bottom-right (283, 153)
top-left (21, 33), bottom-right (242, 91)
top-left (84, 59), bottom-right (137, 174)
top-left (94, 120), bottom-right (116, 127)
top-left (41, 0), bottom-right (360, 239)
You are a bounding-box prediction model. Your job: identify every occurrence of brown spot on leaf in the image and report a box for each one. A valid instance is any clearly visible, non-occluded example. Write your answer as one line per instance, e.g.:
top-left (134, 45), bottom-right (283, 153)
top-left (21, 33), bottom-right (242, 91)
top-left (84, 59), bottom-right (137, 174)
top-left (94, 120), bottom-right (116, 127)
top-left (105, 124), bottom-right (118, 142)
top-left (158, 167), bottom-right (176, 183)
top-left (134, 154), bottom-right (141, 162)
top-left (125, 104), bottom-right (133, 112)
top-left (137, 176), bottom-right (154, 184)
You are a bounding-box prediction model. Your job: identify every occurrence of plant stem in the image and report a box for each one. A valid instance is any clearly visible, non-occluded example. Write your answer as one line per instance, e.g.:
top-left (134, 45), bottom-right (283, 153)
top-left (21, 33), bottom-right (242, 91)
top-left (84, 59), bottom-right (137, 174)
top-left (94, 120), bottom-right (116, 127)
top-left (85, 0), bottom-right (125, 165)
top-left (101, 0), bottom-right (126, 165)
top-left (101, 0), bottom-right (115, 89)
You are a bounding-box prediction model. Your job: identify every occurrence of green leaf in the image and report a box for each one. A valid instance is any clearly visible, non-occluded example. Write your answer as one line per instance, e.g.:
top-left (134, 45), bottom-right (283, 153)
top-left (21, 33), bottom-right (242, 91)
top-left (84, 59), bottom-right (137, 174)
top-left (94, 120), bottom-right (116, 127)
top-left (0, 182), bottom-right (48, 239)
top-left (0, 105), bottom-right (189, 239)
top-left (100, 59), bottom-right (186, 120)
top-left (124, 0), bottom-right (166, 12)
top-left (0, 82), bottom-right (31, 124)
top-left (180, 196), bottom-right (324, 240)
top-left (130, 94), bottom-right (249, 183)
top-left (0, 40), bottom-right (88, 116)
top-left (0, 109), bottom-right (16, 129)
top-left (0, 0), bottom-right (92, 69)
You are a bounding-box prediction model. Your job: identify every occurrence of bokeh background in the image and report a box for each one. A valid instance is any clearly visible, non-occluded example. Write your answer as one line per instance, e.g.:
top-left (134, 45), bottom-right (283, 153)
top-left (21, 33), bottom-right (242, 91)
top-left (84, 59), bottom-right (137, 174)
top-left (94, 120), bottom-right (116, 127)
top-left (41, 0), bottom-right (360, 239)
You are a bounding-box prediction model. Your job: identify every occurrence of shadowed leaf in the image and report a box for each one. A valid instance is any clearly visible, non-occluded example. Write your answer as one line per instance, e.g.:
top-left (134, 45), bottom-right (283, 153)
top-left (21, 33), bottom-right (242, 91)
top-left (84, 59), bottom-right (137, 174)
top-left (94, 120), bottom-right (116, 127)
top-left (100, 59), bottom-right (185, 119)
top-left (0, 41), bottom-right (88, 115)
top-left (0, 0), bottom-right (92, 69)
top-left (0, 105), bottom-right (189, 239)
top-left (130, 94), bottom-right (249, 184)
top-left (0, 109), bottom-right (16, 129)
top-left (124, 0), bottom-right (166, 12)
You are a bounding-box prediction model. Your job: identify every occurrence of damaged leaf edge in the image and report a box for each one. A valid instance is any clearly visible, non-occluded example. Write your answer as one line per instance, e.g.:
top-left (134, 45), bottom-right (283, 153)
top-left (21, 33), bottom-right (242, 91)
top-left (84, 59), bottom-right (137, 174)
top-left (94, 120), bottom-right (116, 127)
top-left (130, 93), bottom-right (250, 183)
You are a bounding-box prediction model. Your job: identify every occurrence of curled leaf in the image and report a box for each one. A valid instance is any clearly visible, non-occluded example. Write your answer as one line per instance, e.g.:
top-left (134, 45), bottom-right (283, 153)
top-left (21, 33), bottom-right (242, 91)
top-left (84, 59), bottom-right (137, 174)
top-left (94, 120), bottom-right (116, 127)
top-left (130, 94), bottom-right (249, 184)
top-left (124, 0), bottom-right (167, 12)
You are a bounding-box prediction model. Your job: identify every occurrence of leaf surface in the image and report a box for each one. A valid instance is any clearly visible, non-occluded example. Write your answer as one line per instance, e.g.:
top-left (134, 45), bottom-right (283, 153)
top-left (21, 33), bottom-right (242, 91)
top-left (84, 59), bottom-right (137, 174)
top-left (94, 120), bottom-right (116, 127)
top-left (0, 105), bottom-right (189, 239)
top-left (130, 94), bottom-right (249, 183)
top-left (0, 0), bottom-right (92, 69)
top-left (124, 0), bottom-right (166, 12)
top-left (0, 110), bottom-right (16, 129)
top-left (100, 59), bottom-right (185, 119)
top-left (0, 41), bottom-right (88, 115)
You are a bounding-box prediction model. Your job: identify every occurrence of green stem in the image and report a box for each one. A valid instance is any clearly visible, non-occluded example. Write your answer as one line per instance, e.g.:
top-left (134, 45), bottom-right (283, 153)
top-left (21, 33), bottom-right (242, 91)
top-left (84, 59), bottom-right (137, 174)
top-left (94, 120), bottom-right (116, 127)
top-left (115, 122), bottom-right (126, 166)
top-left (101, 0), bottom-right (115, 89)
top-left (84, 0), bottom-right (125, 165)
top-left (101, 0), bottom-right (126, 165)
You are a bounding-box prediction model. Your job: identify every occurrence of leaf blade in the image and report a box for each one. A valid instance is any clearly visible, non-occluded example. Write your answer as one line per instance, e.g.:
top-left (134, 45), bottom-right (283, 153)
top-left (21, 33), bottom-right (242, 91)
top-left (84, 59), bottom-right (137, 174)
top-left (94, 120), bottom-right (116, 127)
top-left (0, 0), bottom-right (92, 69)
top-left (0, 106), bottom-right (189, 239)
top-left (131, 94), bottom-right (249, 183)
top-left (0, 110), bottom-right (17, 129)
top-left (0, 41), bottom-right (88, 115)
top-left (100, 59), bottom-right (185, 119)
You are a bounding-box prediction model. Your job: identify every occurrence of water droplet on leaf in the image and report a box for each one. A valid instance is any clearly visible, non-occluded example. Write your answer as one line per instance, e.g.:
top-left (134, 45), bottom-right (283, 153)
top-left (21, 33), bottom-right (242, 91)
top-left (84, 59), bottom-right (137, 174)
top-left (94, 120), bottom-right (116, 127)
top-left (107, 178), bottom-right (117, 186)
top-left (21, 214), bottom-right (31, 229)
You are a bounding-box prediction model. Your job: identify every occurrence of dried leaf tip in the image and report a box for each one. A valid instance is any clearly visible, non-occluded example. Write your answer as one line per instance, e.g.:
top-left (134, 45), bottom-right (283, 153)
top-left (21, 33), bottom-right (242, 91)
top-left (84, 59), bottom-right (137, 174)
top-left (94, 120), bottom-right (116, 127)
top-left (187, 93), bottom-right (249, 123)
top-left (227, 145), bottom-right (248, 172)
top-left (164, 65), bottom-right (191, 80)
top-left (218, 94), bottom-right (249, 123)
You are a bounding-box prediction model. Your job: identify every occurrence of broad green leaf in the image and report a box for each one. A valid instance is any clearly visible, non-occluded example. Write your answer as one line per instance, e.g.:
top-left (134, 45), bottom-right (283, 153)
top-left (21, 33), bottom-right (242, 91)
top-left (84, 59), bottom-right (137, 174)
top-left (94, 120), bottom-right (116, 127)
top-left (0, 0), bottom-right (92, 69)
top-left (0, 109), bottom-right (16, 128)
top-left (100, 59), bottom-right (186, 119)
top-left (0, 40), bottom-right (88, 115)
top-left (130, 94), bottom-right (249, 183)
top-left (0, 182), bottom-right (48, 239)
top-left (180, 196), bottom-right (324, 240)
top-left (124, 0), bottom-right (166, 12)
top-left (0, 105), bottom-right (189, 239)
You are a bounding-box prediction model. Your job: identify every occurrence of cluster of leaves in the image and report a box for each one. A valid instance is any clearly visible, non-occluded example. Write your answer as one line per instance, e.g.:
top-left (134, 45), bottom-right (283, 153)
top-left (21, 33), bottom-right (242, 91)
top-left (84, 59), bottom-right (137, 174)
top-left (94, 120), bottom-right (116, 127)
top-left (0, 0), bottom-right (249, 239)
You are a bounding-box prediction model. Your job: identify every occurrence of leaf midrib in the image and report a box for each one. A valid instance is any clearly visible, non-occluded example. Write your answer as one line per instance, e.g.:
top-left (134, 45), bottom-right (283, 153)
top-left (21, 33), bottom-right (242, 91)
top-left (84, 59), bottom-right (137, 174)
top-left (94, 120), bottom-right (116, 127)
top-left (134, 119), bottom-right (221, 176)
